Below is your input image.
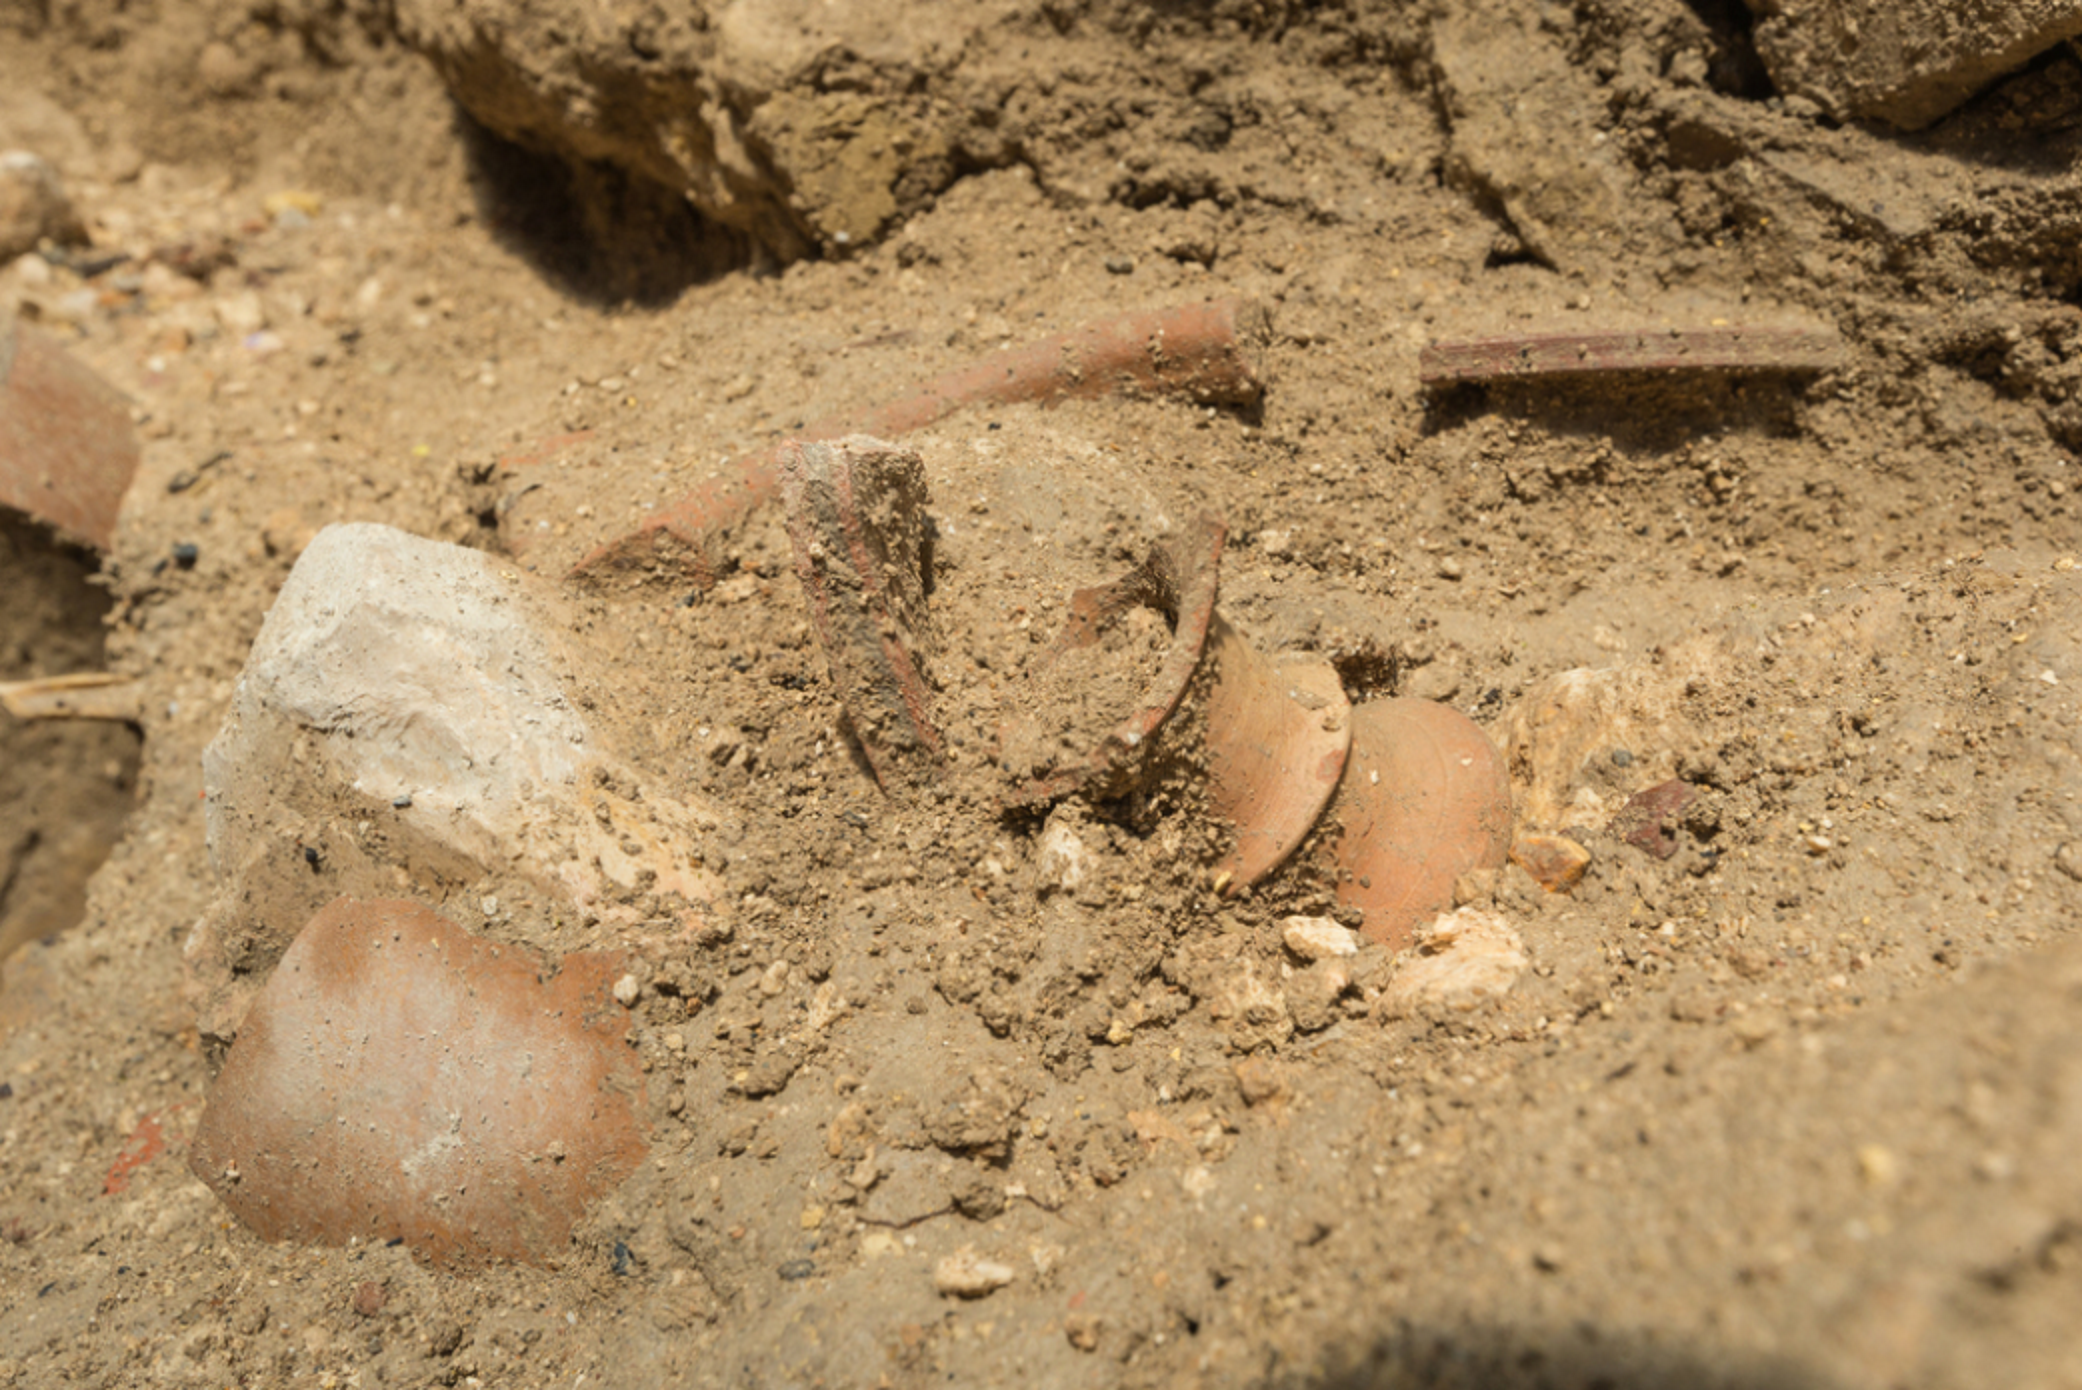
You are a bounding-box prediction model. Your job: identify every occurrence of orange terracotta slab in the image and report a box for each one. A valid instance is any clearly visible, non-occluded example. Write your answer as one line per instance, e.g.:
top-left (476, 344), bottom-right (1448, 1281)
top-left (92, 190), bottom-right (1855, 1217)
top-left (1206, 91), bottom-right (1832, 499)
top-left (1330, 699), bottom-right (1514, 951)
top-left (1201, 615), bottom-right (1351, 891)
top-left (0, 318), bottom-right (139, 550)
top-left (189, 897), bottom-right (644, 1268)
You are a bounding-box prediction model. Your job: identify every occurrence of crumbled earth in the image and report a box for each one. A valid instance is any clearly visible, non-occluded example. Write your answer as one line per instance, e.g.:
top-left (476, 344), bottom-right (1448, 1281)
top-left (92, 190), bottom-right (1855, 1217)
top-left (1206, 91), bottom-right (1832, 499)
top-left (4, 2), bottom-right (2082, 1388)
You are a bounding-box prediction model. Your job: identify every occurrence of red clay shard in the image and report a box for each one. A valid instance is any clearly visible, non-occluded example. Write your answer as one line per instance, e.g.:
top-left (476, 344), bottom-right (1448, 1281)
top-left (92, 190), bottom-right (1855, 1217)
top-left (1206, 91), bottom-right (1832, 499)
top-left (1001, 515), bottom-right (1225, 808)
top-left (1200, 614), bottom-right (1351, 892)
top-left (0, 317), bottom-right (140, 550)
top-left (189, 897), bottom-right (645, 1269)
top-left (571, 299), bottom-right (1269, 586)
top-left (781, 436), bottom-right (944, 792)
top-left (1328, 699), bottom-right (1514, 951)
top-left (1610, 778), bottom-right (1693, 860)
top-left (1419, 323), bottom-right (1845, 387)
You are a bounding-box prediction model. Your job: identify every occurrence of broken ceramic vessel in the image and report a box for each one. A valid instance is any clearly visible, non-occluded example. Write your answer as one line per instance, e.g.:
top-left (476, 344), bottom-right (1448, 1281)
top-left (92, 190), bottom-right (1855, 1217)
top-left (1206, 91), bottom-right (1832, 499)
top-left (190, 896), bottom-right (645, 1267)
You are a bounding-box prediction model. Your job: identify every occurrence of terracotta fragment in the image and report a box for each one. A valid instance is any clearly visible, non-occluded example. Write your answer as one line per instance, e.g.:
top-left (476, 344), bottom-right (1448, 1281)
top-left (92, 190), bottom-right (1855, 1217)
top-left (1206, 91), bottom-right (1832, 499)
top-left (572, 299), bottom-right (1269, 586)
top-left (1327, 698), bottom-right (1514, 951)
top-left (1610, 778), bottom-right (1693, 860)
top-left (189, 897), bottom-right (645, 1268)
top-left (0, 318), bottom-right (139, 551)
top-left (780, 436), bottom-right (943, 792)
top-left (1199, 614), bottom-right (1350, 892)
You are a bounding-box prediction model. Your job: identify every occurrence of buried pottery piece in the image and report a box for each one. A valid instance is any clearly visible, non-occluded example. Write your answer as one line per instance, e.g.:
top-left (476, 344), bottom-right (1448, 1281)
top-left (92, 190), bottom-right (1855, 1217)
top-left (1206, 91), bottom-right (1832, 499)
top-left (1198, 613), bottom-right (1350, 892)
top-left (1000, 514), bottom-right (1224, 807)
top-left (780, 435), bottom-right (943, 792)
top-left (1327, 698), bottom-right (1514, 951)
top-left (0, 317), bottom-right (138, 551)
top-left (573, 298), bottom-right (1270, 586)
top-left (189, 897), bottom-right (645, 1268)
top-left (1000, 512), bottom-right (1347, 891)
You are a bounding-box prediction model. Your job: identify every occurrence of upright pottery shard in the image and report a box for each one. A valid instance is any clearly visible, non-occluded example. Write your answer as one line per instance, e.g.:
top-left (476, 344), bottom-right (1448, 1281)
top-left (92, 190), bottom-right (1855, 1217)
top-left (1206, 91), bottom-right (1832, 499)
top-left (0, 317), bottom-right (139, 550)
top-left (1326, 698), bottom-right (1514, 952)
top-left (998, 514), bottom-right (1352, 893)
top-left (189, 897), bottom-right (645, 1267)
top-left (780, 436), bottom-right (943, 792)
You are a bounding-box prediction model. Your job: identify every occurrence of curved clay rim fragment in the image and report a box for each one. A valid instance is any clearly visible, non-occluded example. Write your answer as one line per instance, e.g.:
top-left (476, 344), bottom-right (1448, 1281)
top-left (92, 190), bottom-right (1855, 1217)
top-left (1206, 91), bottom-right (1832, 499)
top-left (188, 897), bottom-right (645, 1268)
top-left (1003, 517), bottom-right (1349, 892)
top-left (0, 317), bottom-right (139, 551)
top-left (1328, 698), bottom-right (1514, 951)
top-left (1200, 614), bottom-right (1352, 892)
top-left (1001, 514), bottom-right (1225, 808)
top-left (780, 435), bottom-right (943, 792)
top-left (571, 299), bottom-right (1270, 587)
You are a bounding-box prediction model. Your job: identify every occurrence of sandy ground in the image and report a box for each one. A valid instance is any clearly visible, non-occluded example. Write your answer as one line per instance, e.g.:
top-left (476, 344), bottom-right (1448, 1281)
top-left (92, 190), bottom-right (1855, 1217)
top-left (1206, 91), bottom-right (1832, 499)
top-left (4, 1), bottom-right (2082, 1387)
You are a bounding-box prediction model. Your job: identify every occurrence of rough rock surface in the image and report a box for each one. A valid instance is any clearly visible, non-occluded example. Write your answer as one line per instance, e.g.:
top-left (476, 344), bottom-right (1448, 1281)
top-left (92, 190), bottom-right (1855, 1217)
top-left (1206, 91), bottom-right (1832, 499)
top-left (1500, 648), bottom-right (1719, 834)
top-left (1747, 0), bottom-right (2082, 128)
top-left (190, 522), bottom-right (726, 1038)
top-left (1379, 906), bottom-right (1529, 1018)
top-left (387, 0), bottom-right (997, 272)
top-left (1430, 0), bottom-right (1660, 273)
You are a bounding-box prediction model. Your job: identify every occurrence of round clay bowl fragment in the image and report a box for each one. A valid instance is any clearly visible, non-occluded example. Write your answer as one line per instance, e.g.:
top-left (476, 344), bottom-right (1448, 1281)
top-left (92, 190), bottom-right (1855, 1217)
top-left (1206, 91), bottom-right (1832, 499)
top-left (0, 318), bottom-right (139, 551)
top-left (1200, 613), bottom-right (1352, 892)
top-left (1328, 698), bottom-right (1514, 952)
top-left (188, 897), bottom-right (645, 1269)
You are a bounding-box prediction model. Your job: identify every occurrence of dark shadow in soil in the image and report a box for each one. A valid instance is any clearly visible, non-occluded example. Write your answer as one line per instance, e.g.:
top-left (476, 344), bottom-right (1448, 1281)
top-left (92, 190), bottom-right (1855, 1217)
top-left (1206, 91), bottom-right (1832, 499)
top-left (0, 511), bottom-right (141, 974)
top-left (1311, 1321), bottom-right (1838, 1390)
top-left (1918, 48), bottom-right (2082, 179)
top-left (1422, 372), bottom-right (1811, 455)
top-left (1676, 0), bottom-right (1774, 103)
top-left (457, 107), bottom-right (754, 308)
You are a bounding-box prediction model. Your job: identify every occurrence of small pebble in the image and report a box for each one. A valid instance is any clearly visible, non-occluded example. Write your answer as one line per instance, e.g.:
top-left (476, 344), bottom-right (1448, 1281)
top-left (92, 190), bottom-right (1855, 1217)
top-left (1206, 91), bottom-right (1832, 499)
top-left (1510, 833), bottom-right (1591, 892)
top-left (0, 151), bottom-right (84, 261)
top-left (172, 542), bottom-right (200, 569)
top-left (1281, 915), bottom-right (1359, 960)
top-left (391, 793), bottom-right (412, 809)
top-left (1104, 255), bottom-right (1135, 275)
top-left (1436, 555), bottom-right (1464, 581)
top-left (1036, 812), bottom-right (1093, 894)
top-left (612, 973), bottom-right (641, 1007)
top-left (2053, 842), bottom-right (2081, 883)
top-left (933, 1248), bottom-right (1015, 1298)
top-left (351, 1281), bottom-right (387, 1318)
top-left (1233, 1056), bottom-right (1289, 1108)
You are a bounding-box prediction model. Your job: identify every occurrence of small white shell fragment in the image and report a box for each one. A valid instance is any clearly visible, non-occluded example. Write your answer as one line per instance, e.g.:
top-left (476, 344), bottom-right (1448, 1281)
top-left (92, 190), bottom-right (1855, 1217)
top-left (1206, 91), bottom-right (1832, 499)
top-left (1282, 915), bottom-right (1359, 960)
top-left (934, 1247), bottom-right (1016, 1298)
